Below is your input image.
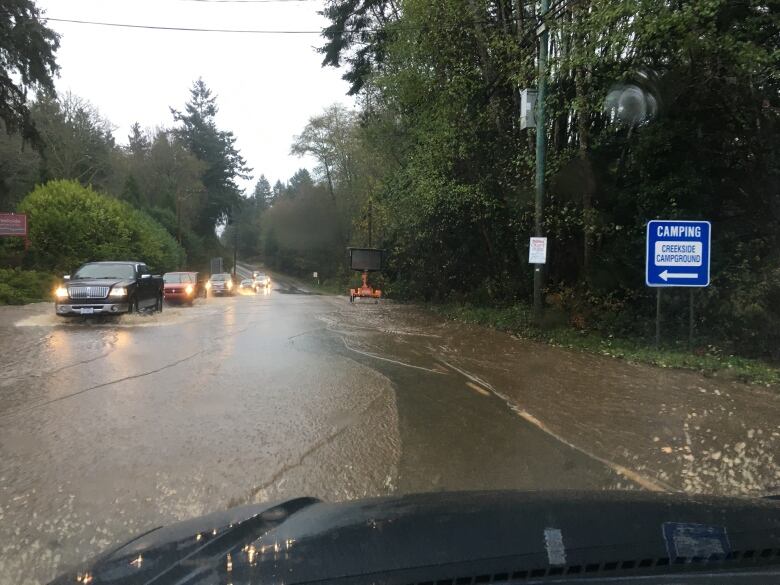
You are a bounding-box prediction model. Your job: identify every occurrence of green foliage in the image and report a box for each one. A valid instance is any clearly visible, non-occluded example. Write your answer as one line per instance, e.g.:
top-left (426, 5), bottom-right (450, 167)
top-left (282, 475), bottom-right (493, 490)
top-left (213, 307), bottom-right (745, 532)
top-left (0, 268), bottom-right (56, 305)
top-left (0, 69), bottom-right (247, 271)
top-left (315, 0), bottom-right (780, 358)
top-left (261, 174), bottom-right (344, 278)
top-left (0, 122), bottom-right (41, 210)
top-left (319, 0), bottom-right (400, 95)
top-left (172, 79), bottom-right (251, 234)
top-left (0, 0), bottom-right (59, 144)
top-left (253, 175), bottom-right (273, 210)
top-left (32, 94), bottom-right (116, 190)
top-left (17, 180), bottom-right (184, 273)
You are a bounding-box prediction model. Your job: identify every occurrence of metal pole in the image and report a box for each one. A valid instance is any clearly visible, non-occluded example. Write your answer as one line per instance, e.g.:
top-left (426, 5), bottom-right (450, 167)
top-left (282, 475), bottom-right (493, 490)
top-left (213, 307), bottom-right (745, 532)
top-left (534, 0), bottom-right (549, 321)
top-left (655, 288), bottom-right (661, 348)
top-left (368, 197), bottom-right (373, 248)
top-left (689, 288), bottom-right (694, 348)
top-left (233, 212), bottom-right (238, 279)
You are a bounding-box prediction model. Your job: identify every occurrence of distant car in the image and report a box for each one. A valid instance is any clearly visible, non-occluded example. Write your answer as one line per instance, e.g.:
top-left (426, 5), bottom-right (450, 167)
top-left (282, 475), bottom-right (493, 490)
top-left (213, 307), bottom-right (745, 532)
top-left (239, 278), bottom-right (255, 292)
top-left (163, 272), bottom-right (199, 305)
top-left (207, 273), bottom-right (234, 296)
top-left (253, 272), bottom-right (271, 292)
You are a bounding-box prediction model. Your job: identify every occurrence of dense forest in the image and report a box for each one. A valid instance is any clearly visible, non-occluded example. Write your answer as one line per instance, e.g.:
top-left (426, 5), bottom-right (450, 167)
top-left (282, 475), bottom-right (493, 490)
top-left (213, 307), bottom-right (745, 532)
top-left (253, 0), bottom-right (779, 356)
top-left (1, 0), bottom-right (778, 357)
top-left (0, 78), bottom-right (256, 270)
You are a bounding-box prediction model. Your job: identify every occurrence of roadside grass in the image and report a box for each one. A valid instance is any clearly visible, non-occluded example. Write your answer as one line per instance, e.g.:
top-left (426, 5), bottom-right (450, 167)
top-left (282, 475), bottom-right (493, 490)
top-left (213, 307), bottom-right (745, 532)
top-left (433, 303), bottom-right (780, 387)
top-left (0, 268), bottom-right (57, 305)
top-left (309, 275), bottom-right (368, 296)
top-left (311, 278), bottom-right (349, 295)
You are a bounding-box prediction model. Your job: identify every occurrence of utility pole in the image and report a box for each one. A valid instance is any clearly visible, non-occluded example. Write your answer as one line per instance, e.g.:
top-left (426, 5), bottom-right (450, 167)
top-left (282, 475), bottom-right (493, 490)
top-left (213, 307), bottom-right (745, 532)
top-left (368, 197), bottom-right (373, 247)
top-left (231, 206), bottom-right (238, 279)
top-left (534, 0), bottom-right (549, 321)
top-left (233, 221), bottom-right (238, 279)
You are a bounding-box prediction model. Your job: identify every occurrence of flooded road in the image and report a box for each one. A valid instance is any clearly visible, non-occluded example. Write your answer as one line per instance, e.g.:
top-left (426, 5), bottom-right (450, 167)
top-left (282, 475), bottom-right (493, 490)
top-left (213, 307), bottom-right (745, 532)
top-left (0, 269), bottom-right (777, 584)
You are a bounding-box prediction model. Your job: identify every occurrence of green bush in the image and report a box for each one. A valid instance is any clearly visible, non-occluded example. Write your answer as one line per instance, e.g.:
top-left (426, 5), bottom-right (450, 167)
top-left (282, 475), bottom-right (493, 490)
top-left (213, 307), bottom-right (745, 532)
top-left (0, 268), bottom-right (56, 305)
top-left (17, 180), bottom-right (184, 274)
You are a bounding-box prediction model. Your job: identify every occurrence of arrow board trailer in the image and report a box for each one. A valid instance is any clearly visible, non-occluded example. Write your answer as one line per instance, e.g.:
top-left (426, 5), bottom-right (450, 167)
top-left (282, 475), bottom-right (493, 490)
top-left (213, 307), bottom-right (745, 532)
top-left (646, 220), bottom-right (711, 287)
top-left (347, 247), bottom-right (384, 302)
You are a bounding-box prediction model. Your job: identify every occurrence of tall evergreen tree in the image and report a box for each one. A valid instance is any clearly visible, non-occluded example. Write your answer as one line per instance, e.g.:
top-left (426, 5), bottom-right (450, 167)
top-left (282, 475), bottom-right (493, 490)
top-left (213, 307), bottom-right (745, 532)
top-left (253, 175), bottom-right (273, 211)
top-left (319, 0), bottom-right (400, 95)
top-left (127, 122), bottom-right (151, 159)
top-left (171, 78), bottom-right (251, 236)
top-left (0, 0), bottom-right (59, 144)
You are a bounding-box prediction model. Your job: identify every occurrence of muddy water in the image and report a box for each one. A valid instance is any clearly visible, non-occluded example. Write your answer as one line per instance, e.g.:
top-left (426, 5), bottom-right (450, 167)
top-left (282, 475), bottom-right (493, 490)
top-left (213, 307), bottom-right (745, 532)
top-left (1, 285), bottom-right (777, 584)
top-left (0, 293), bottom-right (400, 584)
top-left (327, 301), bottom-right (780, 496)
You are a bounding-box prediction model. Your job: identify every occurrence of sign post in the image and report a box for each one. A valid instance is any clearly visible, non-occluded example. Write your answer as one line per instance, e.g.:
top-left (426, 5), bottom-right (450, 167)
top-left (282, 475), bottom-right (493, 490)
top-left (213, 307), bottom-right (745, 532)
top-left (0, 213), bottom-right (29, 253)
top-left (646, 220), bottom-right (711, 346)
top-left (529, 238), bottom-right (547, 320)
top-left (0, 213), bottom-right (27, 237)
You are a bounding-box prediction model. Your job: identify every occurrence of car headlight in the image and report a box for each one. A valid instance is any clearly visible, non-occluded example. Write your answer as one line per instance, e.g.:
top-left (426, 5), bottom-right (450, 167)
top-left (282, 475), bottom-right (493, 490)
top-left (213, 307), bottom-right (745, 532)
top-left (185, 285), bottom-right (193, 295)
top-left (227, 281), bottom-right (233, 289)
top-left (205, 281), bottom-right (212, 289)
top-left (109, 287), bottom-right (127, 297)
top-left (54, 286), bottom-right (69, 299)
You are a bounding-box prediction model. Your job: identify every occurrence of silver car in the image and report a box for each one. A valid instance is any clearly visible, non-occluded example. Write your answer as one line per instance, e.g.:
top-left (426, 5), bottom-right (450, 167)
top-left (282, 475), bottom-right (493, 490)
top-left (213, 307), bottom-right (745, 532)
top-left (207, 273), bottom-right (234, 296)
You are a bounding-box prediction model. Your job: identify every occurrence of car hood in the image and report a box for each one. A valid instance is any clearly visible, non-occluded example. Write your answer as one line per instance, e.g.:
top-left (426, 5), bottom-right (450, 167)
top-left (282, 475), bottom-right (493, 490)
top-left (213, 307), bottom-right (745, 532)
top-left (68, 278), bottom-right (134, 288)
top-left (49, 491), bottom-right (780, 585)
top-left (163, 282), bottom-right (191, 289)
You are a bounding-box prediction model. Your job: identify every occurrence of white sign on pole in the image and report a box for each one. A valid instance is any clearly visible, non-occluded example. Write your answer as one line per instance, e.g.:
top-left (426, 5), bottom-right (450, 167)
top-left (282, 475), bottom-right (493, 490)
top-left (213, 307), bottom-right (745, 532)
top-left (520, 89), bottom-right (537, 129)
top-left (313, 272), bottom-right (318, 278)
top-left (528, 237), bottom-right (547, 264)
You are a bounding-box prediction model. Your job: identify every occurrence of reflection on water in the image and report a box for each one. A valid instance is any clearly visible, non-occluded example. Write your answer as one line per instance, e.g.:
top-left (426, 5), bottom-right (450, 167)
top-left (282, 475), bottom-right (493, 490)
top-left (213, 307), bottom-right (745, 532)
top-left (114, 329), bottom-right (130, 349)
top-left (15, 304), bottom-right (218, 329)
top-left (47, 328), bottom-right (71, 355)
top-left (237, 287), bottom-right (272, 297)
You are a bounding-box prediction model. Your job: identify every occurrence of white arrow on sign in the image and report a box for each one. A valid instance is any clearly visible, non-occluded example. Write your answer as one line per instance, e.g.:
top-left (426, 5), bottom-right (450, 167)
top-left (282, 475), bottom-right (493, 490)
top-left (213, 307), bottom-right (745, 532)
top-left (659, 270), bottom-right (697, 281)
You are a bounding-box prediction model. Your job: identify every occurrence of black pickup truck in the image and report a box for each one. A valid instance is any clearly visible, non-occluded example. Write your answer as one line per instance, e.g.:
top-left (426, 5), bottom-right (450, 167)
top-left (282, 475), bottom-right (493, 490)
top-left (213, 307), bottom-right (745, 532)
top-left (54, 261), bottom-right (164, 316)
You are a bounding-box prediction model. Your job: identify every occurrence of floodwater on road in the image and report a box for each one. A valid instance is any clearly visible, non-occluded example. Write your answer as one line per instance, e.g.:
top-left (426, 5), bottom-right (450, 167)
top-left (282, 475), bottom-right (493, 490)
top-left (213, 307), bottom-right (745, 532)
top-left (0, 272), bottom-right (777, 584)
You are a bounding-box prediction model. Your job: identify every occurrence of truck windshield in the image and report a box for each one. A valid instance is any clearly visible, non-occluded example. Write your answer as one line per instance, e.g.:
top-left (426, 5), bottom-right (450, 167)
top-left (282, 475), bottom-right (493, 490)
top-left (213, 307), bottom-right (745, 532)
top-left (164, 274), bottom-right (190, 283)
top-left (74, 264), bottom-right (136, 280)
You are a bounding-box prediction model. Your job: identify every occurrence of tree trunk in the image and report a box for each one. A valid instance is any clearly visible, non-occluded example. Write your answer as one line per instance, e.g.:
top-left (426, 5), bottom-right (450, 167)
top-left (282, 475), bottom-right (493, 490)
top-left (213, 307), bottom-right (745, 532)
top-left (324, 163), bottom-right (336, 203)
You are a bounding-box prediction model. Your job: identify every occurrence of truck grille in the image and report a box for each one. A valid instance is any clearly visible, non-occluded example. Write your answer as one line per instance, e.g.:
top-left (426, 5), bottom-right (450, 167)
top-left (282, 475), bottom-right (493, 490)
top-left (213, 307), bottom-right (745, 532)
top-left (69, 286), bottom-right (109, 299)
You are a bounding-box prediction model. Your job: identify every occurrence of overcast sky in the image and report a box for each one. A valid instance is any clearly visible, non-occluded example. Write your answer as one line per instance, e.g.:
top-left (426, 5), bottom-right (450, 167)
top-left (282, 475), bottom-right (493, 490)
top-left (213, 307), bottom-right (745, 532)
top-left (37, 0), bottom-right (354, 192)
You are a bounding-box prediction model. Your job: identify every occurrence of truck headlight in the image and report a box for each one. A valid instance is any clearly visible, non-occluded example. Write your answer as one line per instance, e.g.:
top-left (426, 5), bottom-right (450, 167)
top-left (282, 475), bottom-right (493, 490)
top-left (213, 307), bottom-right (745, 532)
top-left (54, 286), bottom-right (69, 299)
top-left (205, 281), bottom-right (212, 290)
top-left (109, 287), bottom-right (127, 297)
top-left (227, 281), bottom-right (233, 290)
top-left (185, 285), bottom-right (194, 295)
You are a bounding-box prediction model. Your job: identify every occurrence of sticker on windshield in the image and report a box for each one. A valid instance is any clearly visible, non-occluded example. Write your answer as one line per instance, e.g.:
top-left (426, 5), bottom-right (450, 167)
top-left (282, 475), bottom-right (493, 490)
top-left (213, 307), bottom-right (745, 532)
top-left (544, 528), bottom-right (566, 566)
top-left (662, 522), bottom-right (730, 560)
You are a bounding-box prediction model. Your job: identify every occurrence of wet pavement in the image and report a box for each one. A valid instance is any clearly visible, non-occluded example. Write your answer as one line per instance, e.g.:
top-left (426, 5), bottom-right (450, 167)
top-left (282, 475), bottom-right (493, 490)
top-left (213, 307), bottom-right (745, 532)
top-left (0, 267), bottom-right (778, 584)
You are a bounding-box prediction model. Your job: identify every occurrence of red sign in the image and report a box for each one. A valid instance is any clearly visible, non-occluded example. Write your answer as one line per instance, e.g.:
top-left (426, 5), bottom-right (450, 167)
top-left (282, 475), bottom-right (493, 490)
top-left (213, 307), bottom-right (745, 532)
top-left (0, 213), bottom-right (27, 237)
